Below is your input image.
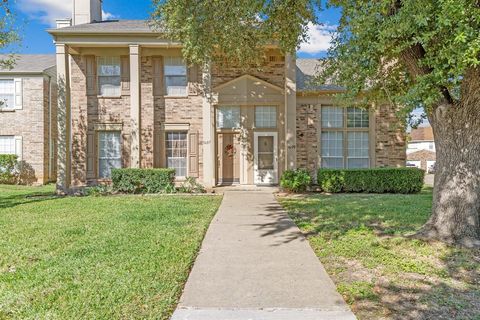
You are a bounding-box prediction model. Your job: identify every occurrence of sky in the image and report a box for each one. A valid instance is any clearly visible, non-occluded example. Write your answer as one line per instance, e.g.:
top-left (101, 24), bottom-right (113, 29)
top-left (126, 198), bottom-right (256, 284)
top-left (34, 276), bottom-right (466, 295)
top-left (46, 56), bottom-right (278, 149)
top-left (6, 0), bottom-right (341, 58)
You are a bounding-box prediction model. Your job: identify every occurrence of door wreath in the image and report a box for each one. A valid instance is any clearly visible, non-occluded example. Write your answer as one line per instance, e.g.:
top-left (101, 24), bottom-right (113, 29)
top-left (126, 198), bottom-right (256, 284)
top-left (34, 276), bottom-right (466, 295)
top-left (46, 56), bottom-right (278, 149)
top-left (225, 144), bottom-right (236, 159)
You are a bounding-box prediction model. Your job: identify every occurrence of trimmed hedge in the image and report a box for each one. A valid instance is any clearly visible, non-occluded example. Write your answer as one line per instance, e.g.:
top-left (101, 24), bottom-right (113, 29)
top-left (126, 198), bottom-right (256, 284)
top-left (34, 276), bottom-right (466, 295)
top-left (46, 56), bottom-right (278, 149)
top-left (111, 168), bottom-right (176, 194)
top-left (0, 154), bottom-right (18, 184)
top-left (280, 169), bottom-right (312, 193)
top-left (317, 168), bottom-right (425, 194)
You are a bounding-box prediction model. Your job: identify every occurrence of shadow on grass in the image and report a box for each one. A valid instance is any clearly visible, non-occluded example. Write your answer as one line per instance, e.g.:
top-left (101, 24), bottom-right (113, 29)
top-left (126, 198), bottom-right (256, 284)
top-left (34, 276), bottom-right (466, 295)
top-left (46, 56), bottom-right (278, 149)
top-left (278, 187), bottom-right (480, 319)
top-left (0, 189), bottom-right (59, 210)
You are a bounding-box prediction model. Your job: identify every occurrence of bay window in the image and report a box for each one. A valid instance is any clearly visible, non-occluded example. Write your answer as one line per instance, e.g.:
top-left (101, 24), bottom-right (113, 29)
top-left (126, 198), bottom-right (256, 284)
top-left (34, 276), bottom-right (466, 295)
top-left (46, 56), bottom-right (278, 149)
top-left (98, 57), bottom-right (121, 97)
top-left (321, 106), bottom-right (370, 169)
top-left (164, 57), bottom-right (187, 96)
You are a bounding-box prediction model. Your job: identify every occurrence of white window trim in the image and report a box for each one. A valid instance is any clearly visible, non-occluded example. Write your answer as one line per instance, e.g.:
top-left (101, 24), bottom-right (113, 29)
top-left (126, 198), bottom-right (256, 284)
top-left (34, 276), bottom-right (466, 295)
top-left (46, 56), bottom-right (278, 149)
top-left (0, 78), bottom-right (22, 111)
top-left (165, 130), bottom-right (189, 179)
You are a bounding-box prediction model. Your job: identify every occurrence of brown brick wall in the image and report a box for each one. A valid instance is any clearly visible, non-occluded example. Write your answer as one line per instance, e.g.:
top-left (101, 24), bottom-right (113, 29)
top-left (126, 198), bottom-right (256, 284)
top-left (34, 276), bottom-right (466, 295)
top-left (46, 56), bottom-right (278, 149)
top-left (211, 51), bottom-right (285, 88)
top-left (0, 75), bottom-right (56, 184)
top-left (69, 52), bottom-right (204, 186)
top-left (374, 105), bottom-right (407, 167)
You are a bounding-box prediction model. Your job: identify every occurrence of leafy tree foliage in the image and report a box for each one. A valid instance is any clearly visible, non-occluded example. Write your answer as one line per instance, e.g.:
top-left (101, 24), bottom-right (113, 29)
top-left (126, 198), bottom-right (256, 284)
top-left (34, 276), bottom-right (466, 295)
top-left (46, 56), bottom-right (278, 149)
top-left (0, 0), bottom-right (18, 69)
top-left (152, 0), bottom-right (320, 66)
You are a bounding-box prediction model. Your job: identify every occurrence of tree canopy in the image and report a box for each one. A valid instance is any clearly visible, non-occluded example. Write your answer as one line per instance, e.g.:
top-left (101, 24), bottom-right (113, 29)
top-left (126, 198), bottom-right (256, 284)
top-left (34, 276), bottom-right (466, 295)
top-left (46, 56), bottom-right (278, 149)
top-left (0, 0), bottom-right (18, 69)
top-left (322, 0), bottom-right (480, 117)
top-left (152, 0), bottom-right (320, 66)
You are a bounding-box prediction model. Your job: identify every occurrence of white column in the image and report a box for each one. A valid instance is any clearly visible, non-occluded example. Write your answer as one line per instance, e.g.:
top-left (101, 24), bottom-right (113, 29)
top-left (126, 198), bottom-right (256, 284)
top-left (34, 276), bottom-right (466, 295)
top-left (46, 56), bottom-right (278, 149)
top-left (202, 62), bottom-right (216, 188)
top-left (56, 43), bottom-right (71, 193)
top-left (285, 54), bottom-right (297, 170)
top-left (129, 44), bottom-right (141, 168)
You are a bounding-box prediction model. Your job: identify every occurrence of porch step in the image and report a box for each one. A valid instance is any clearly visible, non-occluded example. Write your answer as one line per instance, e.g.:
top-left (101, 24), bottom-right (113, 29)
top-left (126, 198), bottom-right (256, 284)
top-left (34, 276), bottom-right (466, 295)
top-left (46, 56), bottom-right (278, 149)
top-left (213, 185), bottom-right (279, 193)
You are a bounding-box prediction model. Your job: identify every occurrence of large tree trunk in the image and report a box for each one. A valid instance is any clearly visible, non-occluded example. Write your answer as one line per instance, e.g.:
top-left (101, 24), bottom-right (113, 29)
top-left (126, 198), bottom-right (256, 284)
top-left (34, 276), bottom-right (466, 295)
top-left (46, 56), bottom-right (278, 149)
top-left (417, 71), bottom-right (480, 248)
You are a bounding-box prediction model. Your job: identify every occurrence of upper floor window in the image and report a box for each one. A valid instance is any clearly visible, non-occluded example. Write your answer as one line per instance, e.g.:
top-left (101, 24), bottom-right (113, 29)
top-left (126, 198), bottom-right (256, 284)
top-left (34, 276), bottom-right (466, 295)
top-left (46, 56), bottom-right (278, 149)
top-left (0, 79), bottom-right (22, 110)
top-left (98, 57), bottom-right (121, 97)
top-left (255, 106), bottom-right (277, 128)
top-left (321, 106), bottom-right (370, 169)
top-left (217, 106), bottom-right (240, 129)
top-left (164, 57), bottom-right (187, 96)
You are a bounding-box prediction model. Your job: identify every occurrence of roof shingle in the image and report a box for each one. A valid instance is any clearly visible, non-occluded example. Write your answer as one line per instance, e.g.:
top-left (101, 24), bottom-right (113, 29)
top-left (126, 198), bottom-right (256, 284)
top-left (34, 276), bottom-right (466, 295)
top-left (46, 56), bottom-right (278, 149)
top-left (0, 55), bottom-right (56, 74)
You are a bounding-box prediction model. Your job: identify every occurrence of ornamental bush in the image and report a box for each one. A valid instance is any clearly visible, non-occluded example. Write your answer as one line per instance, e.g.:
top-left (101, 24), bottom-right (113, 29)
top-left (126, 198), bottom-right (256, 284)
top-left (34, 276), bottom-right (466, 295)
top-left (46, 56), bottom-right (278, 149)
top-left (111, 168), bottom-right (176, 194)
top-left (317, 168), bottom-right (425, 194)
top-left (280, 169), bottom-right (312, 193)
top-left (0, 154), bottom-right (18, 184)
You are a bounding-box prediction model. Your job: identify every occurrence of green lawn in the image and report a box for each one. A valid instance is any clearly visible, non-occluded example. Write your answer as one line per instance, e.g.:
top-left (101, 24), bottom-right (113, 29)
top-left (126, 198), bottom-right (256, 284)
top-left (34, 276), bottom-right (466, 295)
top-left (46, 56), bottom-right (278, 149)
top-left (0, 185), bottom-right (222, 320)
top-left (278, 188), bottom-right (480, 320)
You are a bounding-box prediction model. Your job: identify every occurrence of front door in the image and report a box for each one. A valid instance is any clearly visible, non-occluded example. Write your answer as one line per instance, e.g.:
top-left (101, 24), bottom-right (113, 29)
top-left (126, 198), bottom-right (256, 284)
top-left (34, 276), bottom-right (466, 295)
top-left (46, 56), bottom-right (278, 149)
top-left (254, 132), bottom-right (278, 185)
top-left (217, 133), bottom-right (240, 185)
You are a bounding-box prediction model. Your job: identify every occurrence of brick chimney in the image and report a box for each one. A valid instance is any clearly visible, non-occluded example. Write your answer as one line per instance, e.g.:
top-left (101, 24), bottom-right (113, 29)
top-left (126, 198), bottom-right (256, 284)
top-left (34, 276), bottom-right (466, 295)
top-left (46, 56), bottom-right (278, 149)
top-left (73, 0), bottom-right (103, 25)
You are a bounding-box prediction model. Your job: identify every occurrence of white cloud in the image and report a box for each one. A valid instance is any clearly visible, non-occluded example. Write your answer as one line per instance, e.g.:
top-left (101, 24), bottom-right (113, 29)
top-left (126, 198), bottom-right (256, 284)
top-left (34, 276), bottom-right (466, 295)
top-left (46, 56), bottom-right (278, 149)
top-left (17, 0), bottom-right (116, 27)
top-left (299, 22), bottom-right (337, 55)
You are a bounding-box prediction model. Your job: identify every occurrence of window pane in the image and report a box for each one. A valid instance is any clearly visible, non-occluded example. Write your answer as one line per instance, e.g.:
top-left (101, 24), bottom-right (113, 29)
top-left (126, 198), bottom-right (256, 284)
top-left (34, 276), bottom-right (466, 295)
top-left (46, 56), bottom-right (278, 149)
top-left (321, 131), bottom-right (344, 168)
top-left (98, 131), bottom-right (122, 178)
top-left (347, 107), bottom-right (369, 128)
top-left (347, 132), bottom-right (369, 157)
top-left (255, 106), bottom-right (277, 128)
top-left (322, 106), bottom-right (344, 128)
top-left (98, 76), bottom-right (121, 96)
top-left (347, 131), bottom-right (369, 168)
top-left (217, 106), bottom-right (240, 129)
top-left (164, 57), bottom-right (187, 96)
top-left (0, 80), bottom-right (14, 109)
top-left (322, 157), bottom-right (344, 169)
top-left (165, 76), bottom-right (187, 96)
top-left (0, 136), bottom-right (15, 154)
top-left (166, 131), bottom-right (188, 177)
top-left (98, 57), bottom-right (121, 76)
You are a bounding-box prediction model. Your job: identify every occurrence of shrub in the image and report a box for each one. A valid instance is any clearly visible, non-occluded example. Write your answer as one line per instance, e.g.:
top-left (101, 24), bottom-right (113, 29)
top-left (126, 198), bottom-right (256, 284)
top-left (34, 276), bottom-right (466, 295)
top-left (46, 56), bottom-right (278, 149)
top-left (111, 168), bottom-right (176, 194)
top-left (0, 155), bottom-right (18, 184)
top-left (280, 169), bottom-right (312, 193)
top-left (179, 177), bottom-right (206, 193)
top-left (317, 168), bottom-right (425, 194)
top-left (85, 185), bottom-right (113, 197)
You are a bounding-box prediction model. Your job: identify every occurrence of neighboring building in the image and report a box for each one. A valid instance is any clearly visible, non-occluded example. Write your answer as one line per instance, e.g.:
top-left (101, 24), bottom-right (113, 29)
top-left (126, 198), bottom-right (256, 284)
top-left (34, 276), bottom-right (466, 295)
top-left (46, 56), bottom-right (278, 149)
top-left (48, 0), bottom-right (406, 192)
top-left (0, 55), bottom-right (57, 184)
top-left (407, 126), bottom-right (436, 172)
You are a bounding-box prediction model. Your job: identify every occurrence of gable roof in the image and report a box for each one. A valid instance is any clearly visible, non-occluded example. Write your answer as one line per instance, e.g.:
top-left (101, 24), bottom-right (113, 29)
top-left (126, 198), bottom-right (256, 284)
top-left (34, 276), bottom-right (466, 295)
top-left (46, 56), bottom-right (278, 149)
top-left (410, 126), bottom-right (434, 141)
top-left (49, 20), bottom-right (156, 34)
top-left (0, 55), bottom-right (56, 74)
top-left (296, 58), bottom-right (343, 92)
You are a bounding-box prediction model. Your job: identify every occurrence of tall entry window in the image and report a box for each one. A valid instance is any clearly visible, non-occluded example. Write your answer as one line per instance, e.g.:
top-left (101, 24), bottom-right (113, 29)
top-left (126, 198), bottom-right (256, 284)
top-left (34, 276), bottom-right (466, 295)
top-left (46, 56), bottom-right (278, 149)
top-left (98, 131), bottom-right (122, 178)
top-left (166, 131), bottom-right (188, 177)
top-left (97, 57), bottom-right (121, 97)
top-left (321, 106), bottom-right (370, 169)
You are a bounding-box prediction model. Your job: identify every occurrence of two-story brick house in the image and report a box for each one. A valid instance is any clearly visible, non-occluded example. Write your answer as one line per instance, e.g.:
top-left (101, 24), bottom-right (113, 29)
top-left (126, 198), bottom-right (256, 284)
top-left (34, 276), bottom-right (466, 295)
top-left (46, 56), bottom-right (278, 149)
top-left (49, 0), bottom-right (405, 192)
top-left (0, 55), bottom-right (57, 184)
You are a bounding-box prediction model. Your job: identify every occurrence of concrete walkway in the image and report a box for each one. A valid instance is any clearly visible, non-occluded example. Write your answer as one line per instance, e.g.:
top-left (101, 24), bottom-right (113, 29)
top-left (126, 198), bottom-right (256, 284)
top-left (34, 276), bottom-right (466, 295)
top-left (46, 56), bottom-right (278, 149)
top-left (171, 190), bottom-right (356, 320)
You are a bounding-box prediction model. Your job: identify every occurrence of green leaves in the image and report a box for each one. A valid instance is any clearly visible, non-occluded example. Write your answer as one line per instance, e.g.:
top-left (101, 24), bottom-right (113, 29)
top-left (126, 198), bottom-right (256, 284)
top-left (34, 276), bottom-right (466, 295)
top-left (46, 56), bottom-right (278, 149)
top-left (152, 0), bottom-right (321, 67)
top-left (0, 0), bottom-right (19, 69)
top-left (322, 0), bottom-right (480, 115)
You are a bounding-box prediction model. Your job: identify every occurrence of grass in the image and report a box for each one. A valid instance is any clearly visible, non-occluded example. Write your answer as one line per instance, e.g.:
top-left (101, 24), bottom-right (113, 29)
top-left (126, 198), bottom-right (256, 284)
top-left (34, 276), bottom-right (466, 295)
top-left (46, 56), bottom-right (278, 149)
top-left (278, 188), bottom-right (480, 320)
top-left (0, 184), bottom-right (222, 320)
